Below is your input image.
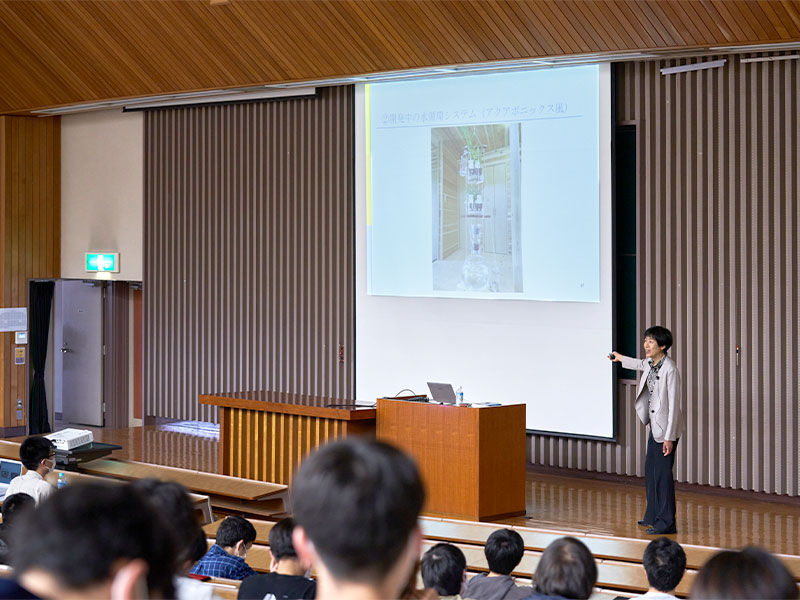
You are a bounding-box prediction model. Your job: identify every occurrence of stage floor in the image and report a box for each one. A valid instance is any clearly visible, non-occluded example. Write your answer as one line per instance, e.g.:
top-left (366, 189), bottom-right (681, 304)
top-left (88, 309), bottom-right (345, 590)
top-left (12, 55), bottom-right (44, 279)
top-left (56, 422), bottom-right (800, 556)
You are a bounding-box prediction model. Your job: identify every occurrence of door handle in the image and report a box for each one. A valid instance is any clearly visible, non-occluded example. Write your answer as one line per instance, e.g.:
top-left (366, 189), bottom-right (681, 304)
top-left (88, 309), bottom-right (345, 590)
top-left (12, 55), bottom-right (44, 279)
top-left (60, 347), bottom-right (69, 353)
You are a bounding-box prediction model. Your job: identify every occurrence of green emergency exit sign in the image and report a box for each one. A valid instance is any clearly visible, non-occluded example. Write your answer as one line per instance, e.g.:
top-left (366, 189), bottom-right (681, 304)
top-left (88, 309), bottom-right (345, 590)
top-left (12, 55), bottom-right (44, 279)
top-left (85, 253), bottom-right (119, 273)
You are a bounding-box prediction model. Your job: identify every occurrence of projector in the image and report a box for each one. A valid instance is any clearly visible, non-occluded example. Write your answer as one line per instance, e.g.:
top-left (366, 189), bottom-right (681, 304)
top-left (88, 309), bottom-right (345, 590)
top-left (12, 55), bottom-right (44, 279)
top-left (45, 428), bottom-right (94, 451)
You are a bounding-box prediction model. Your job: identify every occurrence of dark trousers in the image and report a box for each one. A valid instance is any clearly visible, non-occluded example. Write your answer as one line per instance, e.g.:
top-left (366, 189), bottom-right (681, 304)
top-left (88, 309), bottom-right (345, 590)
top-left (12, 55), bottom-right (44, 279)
top-left (643, 433), bottom-right (678, 531)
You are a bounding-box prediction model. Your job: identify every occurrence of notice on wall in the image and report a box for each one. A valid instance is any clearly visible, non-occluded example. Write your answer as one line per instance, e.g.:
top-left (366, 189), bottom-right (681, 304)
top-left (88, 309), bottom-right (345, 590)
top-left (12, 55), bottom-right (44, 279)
top-left (14, 347), bottom-right (25, 365)
top-left (0, 308), bottom-right (27, 332)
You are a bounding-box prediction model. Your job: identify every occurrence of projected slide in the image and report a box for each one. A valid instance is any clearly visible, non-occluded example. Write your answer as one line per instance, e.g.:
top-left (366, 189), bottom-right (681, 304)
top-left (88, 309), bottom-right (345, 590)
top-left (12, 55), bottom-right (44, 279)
top-left (431, 124), bottom-right (523, 293)
top-left (367, 66), bottom-right (600, 302)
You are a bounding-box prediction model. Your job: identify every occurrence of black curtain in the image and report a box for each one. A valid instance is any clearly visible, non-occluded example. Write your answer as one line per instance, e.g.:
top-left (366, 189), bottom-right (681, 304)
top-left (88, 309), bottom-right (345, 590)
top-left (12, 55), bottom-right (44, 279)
top-left (29, 281), bottom-right (55, 434)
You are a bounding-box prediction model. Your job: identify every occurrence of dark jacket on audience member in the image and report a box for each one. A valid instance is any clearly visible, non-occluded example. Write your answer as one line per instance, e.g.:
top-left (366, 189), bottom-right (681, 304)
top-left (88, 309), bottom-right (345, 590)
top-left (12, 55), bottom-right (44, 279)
top-left (462, 573), bottom-right (532, 600)
top-left (238, 572), bottom-right (317, 600)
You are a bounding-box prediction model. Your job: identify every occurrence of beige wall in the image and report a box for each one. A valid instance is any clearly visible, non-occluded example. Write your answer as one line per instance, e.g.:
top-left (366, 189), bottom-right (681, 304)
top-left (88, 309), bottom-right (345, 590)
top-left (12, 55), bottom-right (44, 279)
top-left (61, 109), bottom-right (143, 281)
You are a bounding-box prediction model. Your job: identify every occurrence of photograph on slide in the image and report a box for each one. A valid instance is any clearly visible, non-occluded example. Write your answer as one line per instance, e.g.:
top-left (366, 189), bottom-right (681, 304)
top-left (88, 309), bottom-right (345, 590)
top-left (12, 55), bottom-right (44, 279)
top-left (431, 124), bottom-right (523, 293)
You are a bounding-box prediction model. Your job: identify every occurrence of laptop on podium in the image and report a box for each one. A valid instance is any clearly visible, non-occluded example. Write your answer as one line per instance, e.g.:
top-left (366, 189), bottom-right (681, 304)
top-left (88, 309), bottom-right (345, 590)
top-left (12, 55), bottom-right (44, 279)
top-left (427, 382), bottom-right (456, 404)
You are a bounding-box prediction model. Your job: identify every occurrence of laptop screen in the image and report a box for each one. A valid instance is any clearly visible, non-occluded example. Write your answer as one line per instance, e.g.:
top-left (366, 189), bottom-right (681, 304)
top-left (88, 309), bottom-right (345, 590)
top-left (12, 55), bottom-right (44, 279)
top-left (0, 460), bottom-right (22, 485)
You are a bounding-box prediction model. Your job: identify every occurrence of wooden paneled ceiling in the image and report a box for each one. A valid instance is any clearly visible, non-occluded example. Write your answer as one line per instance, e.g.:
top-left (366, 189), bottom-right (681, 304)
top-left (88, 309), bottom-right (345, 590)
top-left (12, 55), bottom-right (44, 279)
top-left (1, 0), bottom-right (799, 114)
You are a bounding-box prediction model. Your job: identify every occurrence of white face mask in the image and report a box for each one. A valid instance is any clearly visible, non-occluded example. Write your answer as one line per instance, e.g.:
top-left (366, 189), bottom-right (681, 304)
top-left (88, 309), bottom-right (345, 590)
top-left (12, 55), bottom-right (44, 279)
top-left (42, 456), bottom-right (55, 474)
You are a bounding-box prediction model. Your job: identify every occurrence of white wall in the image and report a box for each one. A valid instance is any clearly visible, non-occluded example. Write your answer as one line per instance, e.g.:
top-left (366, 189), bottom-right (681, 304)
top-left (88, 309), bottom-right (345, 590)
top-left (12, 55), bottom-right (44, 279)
top-left (61, 109), bottom-right (143, 281)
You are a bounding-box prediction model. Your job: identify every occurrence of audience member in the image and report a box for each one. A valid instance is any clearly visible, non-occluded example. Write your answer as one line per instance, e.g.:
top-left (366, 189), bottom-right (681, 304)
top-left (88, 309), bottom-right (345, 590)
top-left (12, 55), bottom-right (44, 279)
top-left (631, 537), bottom-right (686, 600)
top-left (525, 537), bottom-right (596, 600)
top-left (6, 437), bottom-right (56, 505)
top-left (238, 518), bottom-right (316, 600)
top-left (690, 546), bottom-right (798, 600)
top-left (421, 543), bottom-right (467, 599)
top-left (399, 561), bottom-right (438, 600)
top-left (11, 482), bottom-right (177, 599)
top-left (192, 515), bottom-right (257, 580)
top-left (131, 478), bottom-right (219, 600)
top-left (291, 438), bottom-right (425, 600)
top-left (0, 493), bottom-right (35, 565)
top-left (463, 528), bottom-right (532, 600)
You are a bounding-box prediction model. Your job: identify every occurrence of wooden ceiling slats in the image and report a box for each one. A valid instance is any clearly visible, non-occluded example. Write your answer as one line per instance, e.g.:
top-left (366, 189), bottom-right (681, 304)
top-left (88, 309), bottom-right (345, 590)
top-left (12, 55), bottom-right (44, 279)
top-left (231, 3), bottom-right (316, 80)
top-left (351, 1), bottom-right (418, 69)
top-left (556, 1), bottom-right (611, 52)
top-left (482, 2), bottom-right (542, 57)
top-left (644, 1), bottom-right (691, 47)
top-left (443, 2), bottom-right (517, 59)
top-left (321, 3), bottom-right (395, 72)
top-left (605, 1), bottom-right (654, 49)
top-left (1, 0), bottom-right (799, 114)
top-left (620, 1), bottom-right (670, 49)
top-left (501, 1), bottom-right (564, 56)
top-left (399, 1), bottom-right (481, 66)
top-left (532, 2), bottom-right (583, 55)
top-left (761, 1), bottom-right (791, 39)
top-left (382, 1), bottom-right (454, 66)
top-left (726, 1), bottom-right (768, 40)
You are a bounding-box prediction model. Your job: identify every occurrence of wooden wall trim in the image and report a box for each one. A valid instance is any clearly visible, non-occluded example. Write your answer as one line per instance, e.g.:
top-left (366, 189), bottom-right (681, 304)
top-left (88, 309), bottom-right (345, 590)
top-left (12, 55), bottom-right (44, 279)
top-left (0, 116), bottom-right (60, 429)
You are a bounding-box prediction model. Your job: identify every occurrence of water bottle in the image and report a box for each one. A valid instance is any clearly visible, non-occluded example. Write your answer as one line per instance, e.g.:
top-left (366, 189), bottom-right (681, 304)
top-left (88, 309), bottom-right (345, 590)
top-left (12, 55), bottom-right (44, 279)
top-left (456, 386), bottom-right (464, 405)
top-left (57, 472), bottom-right (67, 489)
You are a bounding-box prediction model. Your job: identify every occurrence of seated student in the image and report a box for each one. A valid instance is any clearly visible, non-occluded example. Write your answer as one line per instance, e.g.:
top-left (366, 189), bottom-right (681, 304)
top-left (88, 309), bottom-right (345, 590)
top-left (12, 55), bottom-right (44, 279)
top-left (131, 478), bottom-right (220, 600)
top-left (463, 529), bottom-right (532, 600)
top-left (631, 537), bottom-right (686, 600)
top-left (690, 546), bottom-right (798, 600)
top-left (290, 438), bottom-right (425, 600)
top-left (11, 482), bottom-right (177, 599)
top-left (524, 537), bottom-right (596, 600)
top-left (238, 518), bottom-right (316, 600)
top-left (421, 543), bottom-right (467, 600)
top-left (0, 492), bottom-right (35, 565)
top-left (6, 437), bottom-right (57, 505)
top-left (192, 515), bottom-right (257, 580)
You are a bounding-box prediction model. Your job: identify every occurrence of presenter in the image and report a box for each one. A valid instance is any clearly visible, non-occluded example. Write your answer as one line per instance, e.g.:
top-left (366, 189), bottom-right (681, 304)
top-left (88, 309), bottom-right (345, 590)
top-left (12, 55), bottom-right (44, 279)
top-left (609, 326), bottom-right (682, 535)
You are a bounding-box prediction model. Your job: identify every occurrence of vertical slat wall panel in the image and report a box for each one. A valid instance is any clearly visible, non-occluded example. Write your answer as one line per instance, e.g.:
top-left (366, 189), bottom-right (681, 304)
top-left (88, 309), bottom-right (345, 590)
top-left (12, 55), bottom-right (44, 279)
top-left (144, 87), bottom-right (354, 423)
top-left (104, 281), bottom-right (130, 429)
top-left (0, 116), bottom-right (60, 432)
top-left (529, 57), bottom-right (799, 497)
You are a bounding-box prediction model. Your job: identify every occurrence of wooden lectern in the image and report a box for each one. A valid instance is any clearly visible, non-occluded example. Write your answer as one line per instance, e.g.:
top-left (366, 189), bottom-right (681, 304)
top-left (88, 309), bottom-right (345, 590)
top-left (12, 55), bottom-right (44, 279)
top-left (377, 399), bottom-right (526, 521)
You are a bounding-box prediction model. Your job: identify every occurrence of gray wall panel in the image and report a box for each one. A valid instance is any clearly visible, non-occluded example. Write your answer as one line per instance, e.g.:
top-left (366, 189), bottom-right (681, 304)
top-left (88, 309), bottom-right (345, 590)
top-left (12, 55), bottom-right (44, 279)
top-left (144, 87), bottom-right (354, 422)
top-left (529, 57), bottom-right (799, 497)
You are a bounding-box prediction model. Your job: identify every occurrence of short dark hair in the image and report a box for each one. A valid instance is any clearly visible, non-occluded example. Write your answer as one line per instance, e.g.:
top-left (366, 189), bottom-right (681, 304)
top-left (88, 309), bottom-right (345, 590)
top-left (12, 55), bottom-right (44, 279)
top-left (11, 482), bottom-right (176, 597)
top-left (421, 543), bottom-right (466, 596)
top-left (268, 518), bottom-right (298, 561)
top-left (643, 537), bottom-right (686, 592)
top-left (131, 478), bottom-right (204, 564)
top-left (19, 437), bottom-right (55, 471)
top-left (291, 438), bottom-right (425, 585)
top-left (643, 326), bottom-right (673, 353)
top-left (534, 537), bottom-right (597, 600)
top-left (485, 529), bottom-right (525, 575)
top-left (1, 493), bottom-right (34, 529)
top-left (691, 547), bottom-right (798, 600)
top-left (216, 515), bottom-right (256, 548)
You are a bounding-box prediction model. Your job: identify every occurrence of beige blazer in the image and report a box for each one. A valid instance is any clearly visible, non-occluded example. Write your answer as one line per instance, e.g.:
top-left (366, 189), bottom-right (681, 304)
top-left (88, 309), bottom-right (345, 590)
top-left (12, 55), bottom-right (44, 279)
top-left (619, 354), bottom-right (683, 443)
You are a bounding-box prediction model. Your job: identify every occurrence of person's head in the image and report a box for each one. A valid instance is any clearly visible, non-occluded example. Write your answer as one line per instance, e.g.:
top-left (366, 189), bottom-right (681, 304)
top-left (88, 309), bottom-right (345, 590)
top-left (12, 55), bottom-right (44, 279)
top-left (690, 547), bottom-right (798, 600)
top-left (291, 438), bottom-right (425, 596)
top-left (484, 528), bottom-right (525, 575)
top-left (19, 437), bottom-right (56, 473)
top-left (643, 326), bottom-right (673, 358)
top-left (533, 537), bottom-right (597, 600)
top-left (643, 537), bottom-right (686, 593)
top-left (268, 518), bottom-right (308, 574)
top-left (216, 515), bottom-right (256, 559)
top-left (1, 493), bottom-right (35, 528)
top-left (421, 543), bottom-right (466, 597)
top-left (130, 478), bottom-right (205, 567)
top-left (11, 482), bottom-right (177, 599)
